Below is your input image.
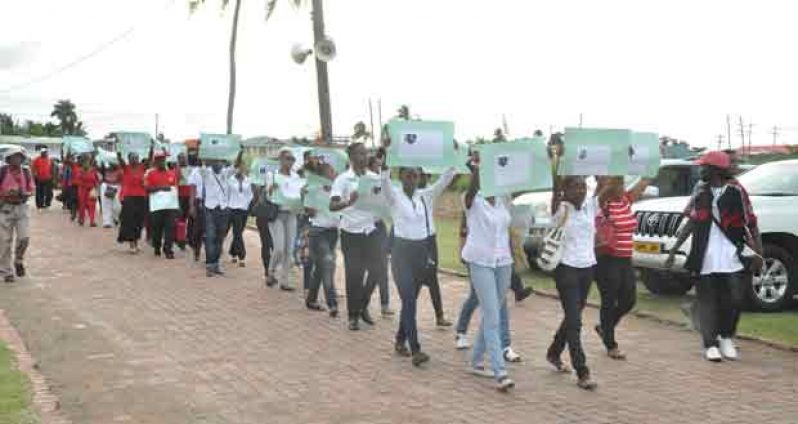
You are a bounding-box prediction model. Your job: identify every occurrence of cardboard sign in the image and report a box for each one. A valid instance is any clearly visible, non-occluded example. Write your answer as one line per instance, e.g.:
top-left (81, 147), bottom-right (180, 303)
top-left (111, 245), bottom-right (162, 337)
top-left (150, 187), bottom-right (179, 212)
top-left (116, 132), bottom-right (152, 159)
top-left (559, 127), bottom-right (632, 176)
top-left (199, 133), bottom-right (241, 161)
top-left (249, 157), bottom-right (279, 186)
top-left (353, 173), bottom-right (391, 218)
top-left (63, 136), bottom-right (95, 155)
top-left (303, 173), bottom-right (337, 215)
top-left (386, 119), bottom-right (456, 169)
top-left (477, 139), bottom-right (552, 196)
top-left (311, 147), bottom-right (349, 174)
top-left (628, 131), bottom-right (661, 178)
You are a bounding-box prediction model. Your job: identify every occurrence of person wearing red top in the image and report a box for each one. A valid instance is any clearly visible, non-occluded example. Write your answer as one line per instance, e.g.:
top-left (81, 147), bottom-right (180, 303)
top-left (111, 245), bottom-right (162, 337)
top-left (174, 153), bottom-right (192, 250)
top-left (75, 157), bottom-right (100, 227)
top-left (594, 176), bottom-right (650, 360)
top-left (65, 158), bottom-right (81, 222)
top-left (31, 149), bottom-right (55, 209)
top-left (145, 152), bottom-right (179, 259)
top-left (116, 151), bottom-right (149, 253)
top-left (0, 147), bottom-right (35, 282)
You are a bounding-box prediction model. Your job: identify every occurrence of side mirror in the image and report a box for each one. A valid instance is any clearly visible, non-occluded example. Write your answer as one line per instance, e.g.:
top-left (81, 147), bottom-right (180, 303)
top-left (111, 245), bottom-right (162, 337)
top-left (642, 186), bottom-right (660, 199)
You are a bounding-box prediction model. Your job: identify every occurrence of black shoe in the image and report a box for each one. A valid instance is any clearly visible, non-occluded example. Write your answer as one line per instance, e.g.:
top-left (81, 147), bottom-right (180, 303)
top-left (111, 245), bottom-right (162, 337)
top-left (394, 341), bottom-right (411, 357)
top-left (594, 324), bottom-right (604, 339)
top-left (164, 252), bottom-right (175, 260)
top-left (515, 286), bottom-right (534, 303)
top-left (193, 250), bottom-right (200, 262)
top-left (266, 276), bottom-right (277, 287)
top-left (306, 302), bottom-right (324, 312)
top-left (14, 263), bottom-right (25, 277)
top-left (280, 285), bottom-right (295, 292)
top-left (348, 318), bottom-right (360, 331)
top-left (4, 275), bottom-right (15, 283)
top-left (329, 308), bottom-right (338, 318)
top-left (411, 351), bottom-right (430, 367)
top-left (154, 249), bottom-right (162, 257)
top-left (436, 316), bottom-right (453, 327)
top-left (360, 310), bottom-right (375, 325)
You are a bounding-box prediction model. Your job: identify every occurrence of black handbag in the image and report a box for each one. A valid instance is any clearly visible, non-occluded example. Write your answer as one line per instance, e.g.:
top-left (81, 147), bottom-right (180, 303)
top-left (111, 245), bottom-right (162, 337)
top-left (251, 188), bottom-right (279, 222)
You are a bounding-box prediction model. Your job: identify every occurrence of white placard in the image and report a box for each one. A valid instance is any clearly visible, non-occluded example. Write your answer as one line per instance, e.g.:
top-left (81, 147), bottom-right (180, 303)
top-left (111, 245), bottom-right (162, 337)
top-left (397, 130), bottom-right (444, 159)
top-left (149, 187), bottom-right (179, 212)
top-left (494, 152), bottom-right (531, 188)
top-left (573, 144), bottom-right (611, 175)
top-left (628, 145), bottom-right (650, 175)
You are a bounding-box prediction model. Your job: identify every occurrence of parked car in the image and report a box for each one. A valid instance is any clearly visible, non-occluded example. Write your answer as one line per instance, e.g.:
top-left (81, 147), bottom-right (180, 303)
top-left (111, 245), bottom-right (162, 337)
top-left (632, 159), bottom-right (798, 311)
top-left (514, 159), bottom-right (749, 268)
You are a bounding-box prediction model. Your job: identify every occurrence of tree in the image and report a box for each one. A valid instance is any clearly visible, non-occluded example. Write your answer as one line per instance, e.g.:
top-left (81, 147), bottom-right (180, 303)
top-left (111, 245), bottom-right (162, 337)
top-left (492, 128), bottom-right (507, 143)
top-left (352, 121), bottom-right (370, 140)
top-left (396, 105), bottom-right (410, 120)
top-left (189, 0), bottom-right (303, 135)
top-left (50, 99), bottom-right (86, 136)
top-left (0, 114), bottom-right (15, 135)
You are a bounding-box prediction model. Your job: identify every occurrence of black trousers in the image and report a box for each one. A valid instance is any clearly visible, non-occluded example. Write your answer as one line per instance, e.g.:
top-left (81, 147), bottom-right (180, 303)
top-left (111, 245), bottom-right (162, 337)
top-left (255, 215), bottom-right (273, 278)
top-left (393, 238), bottom-right (430, 353)
top-left (548, 264), bottom-right (593, 379)
top-left (118, 196), bottom-right (148, 243)
top-left (696, 272), bottom-right (746, 348)
top-left (416, 235), bottom-right (444, 318)
top-left (595, 255), bottom-right (637, 350)
top-left (188, 199), bottom-right (204, 256)
top-left (150, 209), bottom-right (177, 254)
top-left (228, 209), bottom-right (248, 260)
top-left (341, 230), bottom-right (388, 320)
top-left (35, 180), bottom-right (53, 209)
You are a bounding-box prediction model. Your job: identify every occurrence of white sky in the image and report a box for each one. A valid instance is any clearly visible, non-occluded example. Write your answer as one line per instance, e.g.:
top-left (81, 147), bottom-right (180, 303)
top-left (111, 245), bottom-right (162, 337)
top-left (1, 0), bottom-right (798, 147)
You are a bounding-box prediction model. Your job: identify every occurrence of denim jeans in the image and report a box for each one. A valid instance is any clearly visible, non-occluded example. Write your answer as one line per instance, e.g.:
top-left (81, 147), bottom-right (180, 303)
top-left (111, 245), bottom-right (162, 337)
top-left (203, 207), bottom-right (230, 271)
top-left (595, 255), bottom-right (636, 350)
top-left (269, 212), bottom-right (298, 287)
top-left (340, 230), bottom-right (388, 320)
top-left (469, 262), bottom-right (512, 381)
top-left (455, 279), bottom-right (511, 349)
top-left (392, 238), bottom-right (430, 353)
top-left (696, 272), bottom-right (746, 348)
top-left (306, 227), bottom-right (338, 309)
top-left (547, 264), bottom-right (592, 379)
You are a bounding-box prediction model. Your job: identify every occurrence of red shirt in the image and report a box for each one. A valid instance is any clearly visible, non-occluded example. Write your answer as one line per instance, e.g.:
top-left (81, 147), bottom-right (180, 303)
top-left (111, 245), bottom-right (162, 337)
top-left (121, 165), bottom-right (147, 198)
top-left (145, 168), bottom-right (178, 189)
top-left (76, 167), bottom-right (99, 189)
top-left (70, 164), bottom-right (81, 186)
top-left (0, 166), bottom-right (34, 199)
top-left (31, 157), bottom-right (53, 181)
top-left (602, 192), bottom-right (638, 258)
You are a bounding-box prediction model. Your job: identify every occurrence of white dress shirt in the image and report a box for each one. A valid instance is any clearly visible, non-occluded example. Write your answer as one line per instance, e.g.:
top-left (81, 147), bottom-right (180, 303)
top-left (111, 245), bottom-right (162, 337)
top-left (382, 168), bottom-right (456, 241)
top-left (461, 193), bottom-right (513, 268)
top-left (701, 186), bottom-right (744, 275)
top-left (330, 168), bottom-right (379, 234)
top-left (227, 174), bottom-right (253, 211)
top-left (194, 166), bottom-right (234, 209)
top-left (555, 197), bottom-right (599, 269)
top-left (266, 170), bottom-right (303, 213)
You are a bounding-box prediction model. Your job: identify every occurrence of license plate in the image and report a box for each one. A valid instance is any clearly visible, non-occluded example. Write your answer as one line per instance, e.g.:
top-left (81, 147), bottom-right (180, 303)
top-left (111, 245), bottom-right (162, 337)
top-left (634, 242), bottom-right (662, 254)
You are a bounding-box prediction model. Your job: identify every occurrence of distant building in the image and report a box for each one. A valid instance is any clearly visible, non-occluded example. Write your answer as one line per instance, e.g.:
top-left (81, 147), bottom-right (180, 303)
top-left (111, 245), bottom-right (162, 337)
top-left (0, 135), bottom-right (116, 158)
top-left (734, 144), bottom-right (796, 156)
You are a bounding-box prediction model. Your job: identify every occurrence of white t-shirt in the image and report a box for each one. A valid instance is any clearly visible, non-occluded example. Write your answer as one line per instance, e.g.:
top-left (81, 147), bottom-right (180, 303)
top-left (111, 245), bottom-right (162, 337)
top-left (227, 174), bottom-right (253, 211)
top-left (382, 168), bottom-right (455, 241)
top-left (555, 197), bottom-right (599, 269)
top-left (701, 186), bottom-right (744, 275)
top-left (310, 212), bottom-right (339, 229)
top-left (266, 170), bottom-right (303, 212)
top-left (461, 194), bottom-right (513, 268)
top-left (330, 168), bottom-right (379, 235)
top-left (194, 166), bottom-right (234, 209)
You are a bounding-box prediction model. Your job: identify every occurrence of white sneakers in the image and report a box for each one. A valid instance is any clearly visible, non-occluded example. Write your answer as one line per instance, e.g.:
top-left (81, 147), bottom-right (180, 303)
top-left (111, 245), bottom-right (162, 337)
top-left (718, 338), bottom-right (739, 360)
top-left (455, 333), bottom-right (470, 350)
top-left (503, 347), bottom-right (522, 363)
top-left (705, 338), bottom-right (739, 362)
top-left (705, 346), bottom-right (723, 362)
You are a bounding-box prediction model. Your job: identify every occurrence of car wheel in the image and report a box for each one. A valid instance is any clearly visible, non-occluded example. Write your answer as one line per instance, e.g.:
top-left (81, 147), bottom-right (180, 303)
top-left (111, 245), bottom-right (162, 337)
top-left (640, 269), bottom-right (693, 296)
top-left (747, 243), bottom-right (796, 312)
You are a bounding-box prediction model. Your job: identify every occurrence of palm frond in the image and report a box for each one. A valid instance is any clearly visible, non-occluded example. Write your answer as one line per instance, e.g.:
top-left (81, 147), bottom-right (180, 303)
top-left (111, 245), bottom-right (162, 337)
top-left (265, 0), bottom-right (278, 20)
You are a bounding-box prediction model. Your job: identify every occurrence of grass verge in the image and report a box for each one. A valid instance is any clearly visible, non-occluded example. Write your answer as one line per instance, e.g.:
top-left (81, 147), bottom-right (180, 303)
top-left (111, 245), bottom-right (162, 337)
top-left (0, 341), bottom-right (37, 423)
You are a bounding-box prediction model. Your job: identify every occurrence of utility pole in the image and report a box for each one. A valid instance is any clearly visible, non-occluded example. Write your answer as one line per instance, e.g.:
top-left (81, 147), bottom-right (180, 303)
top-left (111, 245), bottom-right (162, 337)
top-left (578, 113), bottom-right (583, 128)
top-left (311, 0), bottom-right (333, 144)
top-left (726, 114), bottom-right (732, 150)
top-left (155, 113), bottom-right (159, 138)
top-left (747, 121), bottom-right (753, 153)
top-left (368, 99), bottom-right (375, 147)
top-left (738, 116), bottom-right (746, 156)
top-left (771, 125), bottom-right (779, 146)
top-left (716, 134), bottom-right (725, 150)
top-left (377, 99), bottom-right (383, 138)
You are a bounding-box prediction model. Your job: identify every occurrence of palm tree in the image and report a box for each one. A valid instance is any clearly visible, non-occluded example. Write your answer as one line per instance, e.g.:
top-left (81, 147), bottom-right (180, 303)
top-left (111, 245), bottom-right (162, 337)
top-left (189, 0), bottom-right (302, 135)
top-left (51, 99), bottom-right (85, 135)
top-left (396, 105), bottom-right (410, 120)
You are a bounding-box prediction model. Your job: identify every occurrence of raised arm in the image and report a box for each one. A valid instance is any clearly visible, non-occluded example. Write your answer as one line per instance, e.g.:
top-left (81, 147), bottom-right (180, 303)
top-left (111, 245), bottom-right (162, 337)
top-left (464, 163), bottom-right (480, 210)
top-left (627, 177), bottom-right (652, 202)
top-left (427, 167), bottom-right (456, 200)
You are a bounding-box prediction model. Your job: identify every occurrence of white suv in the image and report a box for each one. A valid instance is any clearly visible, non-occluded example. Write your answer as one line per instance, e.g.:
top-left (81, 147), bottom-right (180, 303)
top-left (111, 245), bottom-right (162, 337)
top-left (632, 159), bottom-right (798, 311)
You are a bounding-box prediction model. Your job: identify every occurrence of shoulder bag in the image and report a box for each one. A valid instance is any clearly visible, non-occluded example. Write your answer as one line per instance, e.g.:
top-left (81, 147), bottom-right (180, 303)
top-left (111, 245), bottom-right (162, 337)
top-left (536, 202), bottom-right (572, 272)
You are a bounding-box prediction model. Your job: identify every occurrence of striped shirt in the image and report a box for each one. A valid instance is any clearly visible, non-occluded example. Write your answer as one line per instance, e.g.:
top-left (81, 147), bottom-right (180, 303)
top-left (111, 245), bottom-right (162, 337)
top-left (603, 192), bottom-right (637, 258)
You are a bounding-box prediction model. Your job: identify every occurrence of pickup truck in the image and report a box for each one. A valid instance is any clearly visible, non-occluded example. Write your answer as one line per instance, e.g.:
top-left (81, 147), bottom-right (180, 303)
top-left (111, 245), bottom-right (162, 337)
top-left (632, 159), bottom-right (798, 311)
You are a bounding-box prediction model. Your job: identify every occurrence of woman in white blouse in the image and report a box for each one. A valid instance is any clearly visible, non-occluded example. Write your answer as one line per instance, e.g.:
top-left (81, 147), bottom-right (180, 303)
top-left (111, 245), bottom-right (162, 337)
top-left (266, 149), bottom-right (303, 291)
top-left (226, 161), bottom-right (253, 266)
top-left (461, 160), bottom-right (515, 392)
top-left (381, 154), bottom-right (455, 367)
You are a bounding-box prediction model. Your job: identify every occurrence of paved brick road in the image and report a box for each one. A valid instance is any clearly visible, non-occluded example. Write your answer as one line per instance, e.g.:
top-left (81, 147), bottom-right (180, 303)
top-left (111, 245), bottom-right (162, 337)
top-left (0, 209), bottom-right (796, 423)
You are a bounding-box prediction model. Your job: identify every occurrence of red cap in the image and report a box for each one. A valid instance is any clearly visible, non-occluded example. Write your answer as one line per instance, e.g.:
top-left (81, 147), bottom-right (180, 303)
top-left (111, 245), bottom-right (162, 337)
top-left (695, 151), bottom-right (731, 169)
top-left (153, 151), bottom-right (168, 160)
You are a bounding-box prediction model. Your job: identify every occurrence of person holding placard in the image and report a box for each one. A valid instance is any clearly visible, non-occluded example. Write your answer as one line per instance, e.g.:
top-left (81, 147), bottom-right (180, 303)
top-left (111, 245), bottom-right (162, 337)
top-left (380, 143), bottom-right (456, 367)
top-left (75, 156), bottom-right (100, 227)
top-left (461, 159), bottom-right (515, 392)
top-left (226, 161), bottom-right (253, 266)
top-left (145, 151), bottom-right (179, 259)
top-left (265, 148), bottom-right (303, 291)
top-left (330, 142), bottom-right (387, 331)
top-left (545, 176), bottom-right (599, 391)
top-left (304, 163), bottom-right (340, 316)
top-left (187, 157), bottom-right (205, 262)
top-left (99, 162), bottom-right (123, 228)
top-left (116, 151), bottom-right (149, 254)
top-left (594, 176), bottom-right (650, 360)
top-left (366, 154), bottom-right (393, 317)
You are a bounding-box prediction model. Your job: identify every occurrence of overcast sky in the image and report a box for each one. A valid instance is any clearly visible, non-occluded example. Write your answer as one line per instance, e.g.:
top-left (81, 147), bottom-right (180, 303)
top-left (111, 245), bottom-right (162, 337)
top-left (1, 0), bottom-right (797, 147)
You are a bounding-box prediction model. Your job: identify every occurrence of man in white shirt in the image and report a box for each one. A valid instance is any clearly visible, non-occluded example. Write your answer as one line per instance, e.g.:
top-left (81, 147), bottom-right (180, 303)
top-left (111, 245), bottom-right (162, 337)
top-left (226, 163), bottom-right (253, 266)
top-left (329, 142), bottom-right (387, 331)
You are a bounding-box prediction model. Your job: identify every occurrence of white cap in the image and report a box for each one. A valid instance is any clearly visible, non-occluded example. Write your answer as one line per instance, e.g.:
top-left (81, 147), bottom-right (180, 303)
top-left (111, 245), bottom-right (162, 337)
top-left (4, 146), bottom-right (27, 159)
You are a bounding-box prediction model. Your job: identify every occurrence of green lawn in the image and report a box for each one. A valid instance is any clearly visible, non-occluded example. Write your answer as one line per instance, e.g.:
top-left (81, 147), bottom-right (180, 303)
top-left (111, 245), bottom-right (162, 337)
top-left (435, 215), bottom-right (798, 348)
top-left (0, 342), bottom-right (36, 424)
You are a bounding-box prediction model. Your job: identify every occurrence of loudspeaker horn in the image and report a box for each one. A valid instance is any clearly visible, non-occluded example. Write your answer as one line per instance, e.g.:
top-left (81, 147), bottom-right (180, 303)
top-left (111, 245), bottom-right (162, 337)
top-left (291, 43), bottom-right (313, 65)
top-left (314, 37), bottom-right (336, 62)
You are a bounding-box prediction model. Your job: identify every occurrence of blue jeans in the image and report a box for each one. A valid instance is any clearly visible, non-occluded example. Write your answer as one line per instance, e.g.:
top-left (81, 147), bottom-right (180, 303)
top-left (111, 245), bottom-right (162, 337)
top-left (391, 238), bottom-right (429, 353)
top-left (306, 227), bottom-right (338, 309)
top-left (203, 207), bottom-right (230, 271)
top-left (456, 274), bottom-right (511, 349)
top-left (468, 262), bottom-right (512, 381)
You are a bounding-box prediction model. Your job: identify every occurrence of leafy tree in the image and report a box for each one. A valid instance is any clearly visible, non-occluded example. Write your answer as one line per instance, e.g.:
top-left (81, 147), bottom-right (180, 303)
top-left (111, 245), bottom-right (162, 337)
top-left (50, 99), bottom-right (86, 136)
top-left (396, 105), bottom-right (410, 120)
top-left (189, 0), bottom-right (303, 134)
top-left (0, 114), bottom-right (15, 135)
top-left (352, 121), bottom-right (370, 140)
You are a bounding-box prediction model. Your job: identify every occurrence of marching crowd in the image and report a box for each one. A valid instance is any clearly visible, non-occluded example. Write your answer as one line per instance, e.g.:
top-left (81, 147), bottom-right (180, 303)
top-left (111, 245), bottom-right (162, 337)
top-left (0, 139), bottom-right (761, 393)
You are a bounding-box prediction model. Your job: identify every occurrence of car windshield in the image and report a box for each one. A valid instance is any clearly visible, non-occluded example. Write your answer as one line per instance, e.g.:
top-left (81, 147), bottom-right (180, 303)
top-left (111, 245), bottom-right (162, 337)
top-left (738, 162), bottom-right (798, 196)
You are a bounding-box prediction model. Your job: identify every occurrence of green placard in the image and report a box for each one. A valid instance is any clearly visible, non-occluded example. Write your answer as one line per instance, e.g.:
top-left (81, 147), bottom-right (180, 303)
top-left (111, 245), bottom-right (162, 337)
top-left (353, 173), bottom-right (391, 218)
top-left (423, 140), bottom-right (471, 174)
top-left (96, 147), bottom-right (119, 166)
top-left (167, 143), bottom-right (187, 164)
top-left (311, 147), bottom-right (349, 174)
top-left (199, 133), bottom-right (242, 161)
top-left (386, 119), bottom-right (456, 169)
top-left (559, 127), bottom-right (631, 176)
top-left (303, 173), bottom-right (336, 214)
top-left (270, 173), bottom-right (304, 212)
top-left (150, 187), bottom-right (179, 212)
top-left (62, 136), bottom-right (95, 155)
top-left (628, 132), bottom-right (661, 178)
top-left (476, 139), bottom-right (552, 197)
top-left (249, 157), bottom-right (279, 186)
top-left (116, 132), bottom-right (152, 159)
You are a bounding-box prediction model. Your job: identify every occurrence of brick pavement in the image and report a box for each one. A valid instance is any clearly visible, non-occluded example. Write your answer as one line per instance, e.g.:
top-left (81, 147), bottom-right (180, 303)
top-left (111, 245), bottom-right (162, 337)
top-left (0, 209), bottom-right (796, 423)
